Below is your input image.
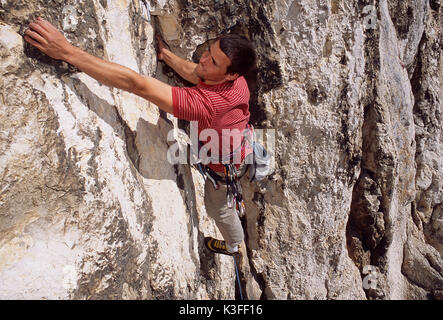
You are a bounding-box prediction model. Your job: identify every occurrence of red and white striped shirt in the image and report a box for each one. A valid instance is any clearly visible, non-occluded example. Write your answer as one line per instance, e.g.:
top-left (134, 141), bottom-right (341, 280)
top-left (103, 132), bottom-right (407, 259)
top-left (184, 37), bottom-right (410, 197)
top-left (172, 76), bottom-right (252, 172)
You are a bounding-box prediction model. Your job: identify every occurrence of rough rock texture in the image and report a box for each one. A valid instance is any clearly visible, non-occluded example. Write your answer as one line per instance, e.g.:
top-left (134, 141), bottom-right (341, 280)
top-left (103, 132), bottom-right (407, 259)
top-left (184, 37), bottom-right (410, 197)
top-left (0, 0), bottom-right (442, 299)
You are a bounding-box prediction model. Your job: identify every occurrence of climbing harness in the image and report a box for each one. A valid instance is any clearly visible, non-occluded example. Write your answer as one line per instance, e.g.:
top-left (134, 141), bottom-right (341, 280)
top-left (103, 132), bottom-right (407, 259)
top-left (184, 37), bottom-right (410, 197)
top-left (233, 255), bottom-right (244, 300)
top-left (197, 162), bottom-right (247, 217)
top-left (195, 122), bottom-right (273, 218)
top-left (197, 162), bottom-right (220, 190)
top-left (195, 124), bottom-right (252, 218)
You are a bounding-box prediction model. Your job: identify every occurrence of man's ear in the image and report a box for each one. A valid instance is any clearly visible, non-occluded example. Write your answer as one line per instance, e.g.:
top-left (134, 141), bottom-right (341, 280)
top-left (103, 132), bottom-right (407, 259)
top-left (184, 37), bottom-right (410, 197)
top-left (225, 73), bottom-right (239, 81)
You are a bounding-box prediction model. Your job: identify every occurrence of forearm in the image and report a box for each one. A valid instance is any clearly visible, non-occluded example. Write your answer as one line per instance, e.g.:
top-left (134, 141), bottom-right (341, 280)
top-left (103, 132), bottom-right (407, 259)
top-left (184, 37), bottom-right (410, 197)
top-left (63, 46), bottom-right (173, 114)
top-left (161, 48), bottom-right (200, 84)
top-left (64, 46), bottom-right (141, 93)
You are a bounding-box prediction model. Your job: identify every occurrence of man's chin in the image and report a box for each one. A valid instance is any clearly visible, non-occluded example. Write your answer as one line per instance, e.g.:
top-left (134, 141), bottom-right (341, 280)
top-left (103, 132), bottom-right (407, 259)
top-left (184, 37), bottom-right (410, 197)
top-left (194, 67), bottom-right (203, 77)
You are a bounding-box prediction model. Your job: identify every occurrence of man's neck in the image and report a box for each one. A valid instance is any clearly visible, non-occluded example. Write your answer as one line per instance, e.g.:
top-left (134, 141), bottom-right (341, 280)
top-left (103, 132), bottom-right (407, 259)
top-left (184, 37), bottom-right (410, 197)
top-left (201, 78), bottom-right (231, 86)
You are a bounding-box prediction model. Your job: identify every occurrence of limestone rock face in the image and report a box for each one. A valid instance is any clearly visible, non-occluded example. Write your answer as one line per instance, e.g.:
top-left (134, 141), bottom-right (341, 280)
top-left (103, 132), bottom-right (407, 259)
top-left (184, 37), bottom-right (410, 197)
top-left (0, 0), bottom-right (441, 299)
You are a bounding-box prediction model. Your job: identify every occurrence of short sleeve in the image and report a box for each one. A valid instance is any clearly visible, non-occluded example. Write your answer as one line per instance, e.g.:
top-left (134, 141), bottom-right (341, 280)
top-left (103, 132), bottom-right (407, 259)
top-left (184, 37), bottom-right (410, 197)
top-left (172, 86), bottom-right (214, 128)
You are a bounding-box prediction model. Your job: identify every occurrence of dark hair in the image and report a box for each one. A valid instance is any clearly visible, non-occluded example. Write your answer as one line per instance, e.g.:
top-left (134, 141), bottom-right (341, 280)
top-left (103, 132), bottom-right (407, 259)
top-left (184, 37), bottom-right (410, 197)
top-left (217, 34), bottom-right (257, 92)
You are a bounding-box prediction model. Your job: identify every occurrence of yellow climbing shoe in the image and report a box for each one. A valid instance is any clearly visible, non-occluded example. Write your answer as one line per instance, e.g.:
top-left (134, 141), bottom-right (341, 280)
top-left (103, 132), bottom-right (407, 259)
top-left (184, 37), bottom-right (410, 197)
top-left (204, 237), bottom-right (238, 256)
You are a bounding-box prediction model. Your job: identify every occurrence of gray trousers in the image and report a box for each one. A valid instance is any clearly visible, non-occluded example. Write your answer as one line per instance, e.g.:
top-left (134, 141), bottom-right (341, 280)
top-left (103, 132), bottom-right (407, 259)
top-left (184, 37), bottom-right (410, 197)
top-left (203, 168), bottom-right (246, 248)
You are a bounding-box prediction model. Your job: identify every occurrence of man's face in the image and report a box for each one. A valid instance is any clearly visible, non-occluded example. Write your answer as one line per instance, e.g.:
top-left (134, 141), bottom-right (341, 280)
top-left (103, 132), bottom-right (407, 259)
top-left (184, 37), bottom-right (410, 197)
top-left (194, 40), bottom-right (238, 84)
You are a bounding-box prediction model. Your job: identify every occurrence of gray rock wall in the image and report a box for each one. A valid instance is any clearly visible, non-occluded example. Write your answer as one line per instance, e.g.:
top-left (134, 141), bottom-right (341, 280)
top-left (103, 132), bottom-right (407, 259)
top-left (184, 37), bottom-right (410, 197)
top-left (0, 0), bottom-right (441, 299)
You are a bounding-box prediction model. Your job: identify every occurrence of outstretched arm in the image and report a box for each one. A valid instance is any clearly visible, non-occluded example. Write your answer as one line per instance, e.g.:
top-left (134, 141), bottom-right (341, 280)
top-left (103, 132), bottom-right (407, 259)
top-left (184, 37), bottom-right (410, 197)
top-left (24, 17), bottom-right (173, 114)
top-left (157, 35), bottom-right (200, 85)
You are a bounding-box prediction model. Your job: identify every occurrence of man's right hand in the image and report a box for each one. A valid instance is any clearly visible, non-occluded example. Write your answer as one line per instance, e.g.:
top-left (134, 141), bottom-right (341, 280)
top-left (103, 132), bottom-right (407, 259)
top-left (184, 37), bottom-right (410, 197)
top-left (154, 34), bottom-right (199, 85)
top-left (156, 34), bottom-right (167, 61)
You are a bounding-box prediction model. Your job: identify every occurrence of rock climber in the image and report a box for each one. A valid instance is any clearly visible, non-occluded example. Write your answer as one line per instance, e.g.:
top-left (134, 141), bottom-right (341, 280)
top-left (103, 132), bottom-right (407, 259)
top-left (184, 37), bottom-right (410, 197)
top-left (24, 17), bottom-right (257, 258)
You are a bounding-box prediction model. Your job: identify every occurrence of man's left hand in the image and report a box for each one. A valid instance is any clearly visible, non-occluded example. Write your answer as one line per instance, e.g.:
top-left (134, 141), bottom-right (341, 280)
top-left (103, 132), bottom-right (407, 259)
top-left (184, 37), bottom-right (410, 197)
top-left (24, 17), bottom-right (74, 61)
